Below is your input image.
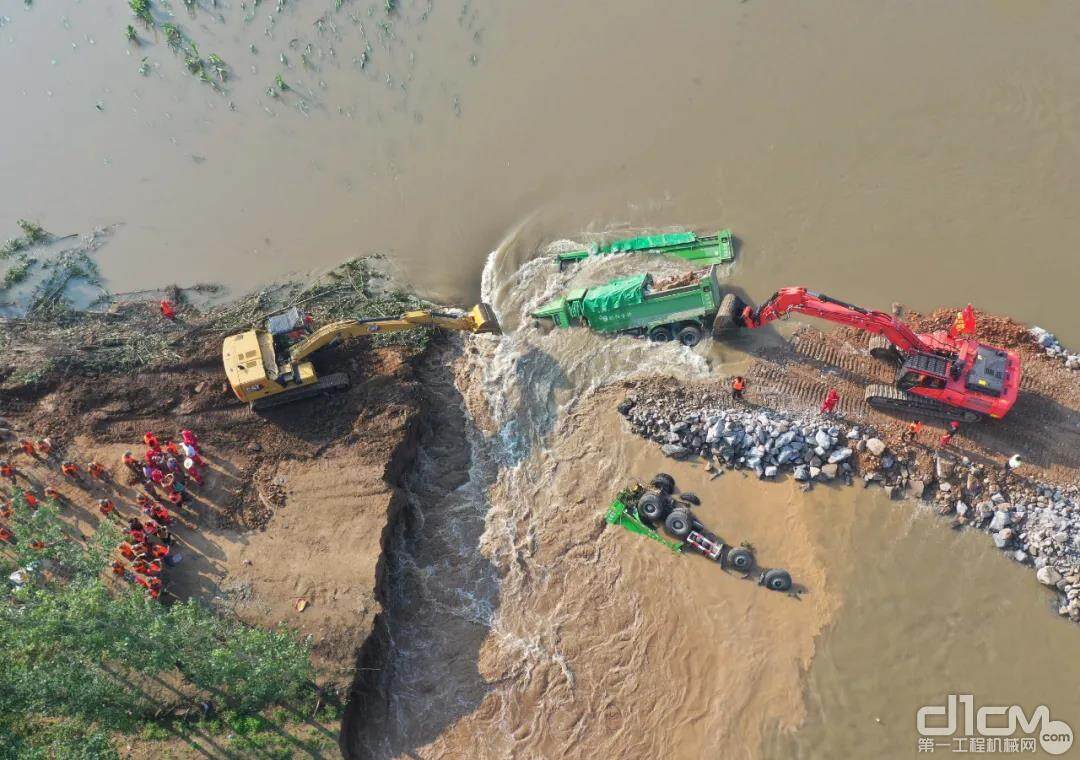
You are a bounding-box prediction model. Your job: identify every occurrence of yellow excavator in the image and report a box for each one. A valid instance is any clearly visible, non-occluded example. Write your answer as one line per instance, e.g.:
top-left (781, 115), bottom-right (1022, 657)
top-left (222, 303), bottom-right (500, 410)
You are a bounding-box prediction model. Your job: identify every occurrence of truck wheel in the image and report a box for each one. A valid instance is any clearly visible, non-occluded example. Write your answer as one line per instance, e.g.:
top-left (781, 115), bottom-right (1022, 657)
top-left (761, 568), bottom-right (792, 592)
top-left (664, 508), bottom-right (693, 539)
top-left (637, 493), bottom-right (669, 524)
top-left (677, 324), bottom-right (703, 347)
top-left (648, 326), bottom-right (672, 342)
top-left (677, 492), bottom-right (700, 505)
top-left (712, 294), bottom-right (746, 338)
top-left (727, 547), bottom-right (754, 572)
top-left (650, 473), bottom-right (676, 494)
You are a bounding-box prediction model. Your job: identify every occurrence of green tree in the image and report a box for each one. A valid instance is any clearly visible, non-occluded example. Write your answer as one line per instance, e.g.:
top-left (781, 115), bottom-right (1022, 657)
top-left (0, 489), bottom-right (314, 754)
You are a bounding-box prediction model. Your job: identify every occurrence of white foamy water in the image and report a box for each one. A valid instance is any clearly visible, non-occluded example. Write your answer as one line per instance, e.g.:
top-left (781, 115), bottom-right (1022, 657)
top-left (363, 239), bottom-right (724, 757)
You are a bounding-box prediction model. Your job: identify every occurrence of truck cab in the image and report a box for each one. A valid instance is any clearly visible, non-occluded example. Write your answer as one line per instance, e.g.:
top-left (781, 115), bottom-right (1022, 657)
top-left (532, 288), bottom-right (587, 329)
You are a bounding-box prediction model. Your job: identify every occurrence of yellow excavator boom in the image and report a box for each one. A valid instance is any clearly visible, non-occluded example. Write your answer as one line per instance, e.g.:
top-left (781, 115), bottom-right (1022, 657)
top-left (222, 303), bottom-right (500, 409)
top-left (287, 303), bottom-right (500, 362)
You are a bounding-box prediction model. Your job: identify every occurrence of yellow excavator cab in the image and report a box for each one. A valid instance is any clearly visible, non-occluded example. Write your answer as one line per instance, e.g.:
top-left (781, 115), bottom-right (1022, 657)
top-left (222, 303), bottom-right (500, 409)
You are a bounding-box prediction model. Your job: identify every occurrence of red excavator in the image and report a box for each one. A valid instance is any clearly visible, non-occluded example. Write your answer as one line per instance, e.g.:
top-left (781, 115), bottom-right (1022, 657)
top-left (713, 288), bottom-right (1021, 422)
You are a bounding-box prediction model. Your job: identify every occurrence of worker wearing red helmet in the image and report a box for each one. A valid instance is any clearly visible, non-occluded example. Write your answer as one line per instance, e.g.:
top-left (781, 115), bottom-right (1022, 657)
top-left (820, 389), bottom-right (840, 415)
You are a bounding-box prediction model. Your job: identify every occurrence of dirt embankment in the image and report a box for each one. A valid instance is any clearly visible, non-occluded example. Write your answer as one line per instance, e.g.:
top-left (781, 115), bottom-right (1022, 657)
top-left (0, 330), bottom-right (428, 690)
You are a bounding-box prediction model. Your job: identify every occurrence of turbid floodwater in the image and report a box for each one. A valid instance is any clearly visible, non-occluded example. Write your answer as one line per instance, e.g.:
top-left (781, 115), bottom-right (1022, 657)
top-left (2, 2), bottom-right (1080, 342)
top-left (4, 2), bottom-right (1080, 758)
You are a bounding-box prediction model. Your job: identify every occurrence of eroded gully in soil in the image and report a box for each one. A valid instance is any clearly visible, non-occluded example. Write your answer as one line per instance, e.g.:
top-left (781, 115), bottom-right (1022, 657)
top-left (342, 337), bottom-right (500, 759)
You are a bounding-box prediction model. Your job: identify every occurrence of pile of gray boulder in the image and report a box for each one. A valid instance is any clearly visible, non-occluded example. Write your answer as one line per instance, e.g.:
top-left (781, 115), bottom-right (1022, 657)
top-left (935, 466), bottom-right (1080, 622)
top-left (618, 394), bottom-right (863, 483)
top-left (1030, 326), bottom-right (1080, 370)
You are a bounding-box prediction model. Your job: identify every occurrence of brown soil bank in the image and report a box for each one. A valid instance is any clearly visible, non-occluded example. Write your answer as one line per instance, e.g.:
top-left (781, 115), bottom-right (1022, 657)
top-left (0, 317), bottom-right (428, 693)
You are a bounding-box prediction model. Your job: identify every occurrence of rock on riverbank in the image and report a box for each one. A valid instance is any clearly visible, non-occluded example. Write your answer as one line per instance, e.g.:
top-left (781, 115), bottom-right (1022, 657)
top-left (1030, 326), bottom-right (1080, 370)
top-left (618, 389), bottom-right (1080, 624)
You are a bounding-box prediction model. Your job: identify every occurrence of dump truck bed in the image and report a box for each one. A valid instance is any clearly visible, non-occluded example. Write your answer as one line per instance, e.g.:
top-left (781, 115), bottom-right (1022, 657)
top-left (581, 267), bottom-right (723, 334)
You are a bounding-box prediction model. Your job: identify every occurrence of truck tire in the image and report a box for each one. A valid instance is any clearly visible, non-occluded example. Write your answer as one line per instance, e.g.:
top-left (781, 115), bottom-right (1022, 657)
top-left (650, 473), bottom-right (676, 494)
top-left (712, 294), bottom-right (746, 338)
top-left (727, 547), bottom-right (754, 572)
top-left (664, 508), bottom-right (693, 539)
top-left (648, 326), bottom-right (673, 342)
top-left (677, 324), bottom-right (703, 347)
top-left (677, 492), bottom-right (700, 506)
top-left (761, 568), bottom-right (793, 592)
top-left (637, 493), bottom-right (669, 525)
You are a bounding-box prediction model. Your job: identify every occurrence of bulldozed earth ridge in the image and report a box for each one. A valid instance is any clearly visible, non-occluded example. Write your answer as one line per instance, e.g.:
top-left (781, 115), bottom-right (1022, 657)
top-left (731, 308), bottom-right (1080, 484)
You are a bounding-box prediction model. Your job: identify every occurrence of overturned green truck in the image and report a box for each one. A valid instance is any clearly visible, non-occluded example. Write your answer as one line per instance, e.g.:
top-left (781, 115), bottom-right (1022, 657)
top-left (532, 265), bottom-right (737, 347)
top-left (555, 229), bottom-right (734, 269)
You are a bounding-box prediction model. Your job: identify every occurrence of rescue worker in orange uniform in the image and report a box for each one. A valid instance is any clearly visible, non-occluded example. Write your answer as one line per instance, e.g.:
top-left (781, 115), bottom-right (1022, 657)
top-left (902, 420), bottom-right (922, 443)
top-left (731, 376), bottom-right (746, 403)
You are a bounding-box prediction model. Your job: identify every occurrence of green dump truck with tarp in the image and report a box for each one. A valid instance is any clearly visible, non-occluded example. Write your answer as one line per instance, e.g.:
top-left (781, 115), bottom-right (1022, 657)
top-left (532, 265), bottom-right (733, 347)
top-left (556, 229), bottom-right (734, 269)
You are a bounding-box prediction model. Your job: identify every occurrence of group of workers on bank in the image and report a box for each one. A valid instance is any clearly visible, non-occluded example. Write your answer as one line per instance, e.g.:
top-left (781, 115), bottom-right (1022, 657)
top-left (0, 429), bottom-right (207, 601)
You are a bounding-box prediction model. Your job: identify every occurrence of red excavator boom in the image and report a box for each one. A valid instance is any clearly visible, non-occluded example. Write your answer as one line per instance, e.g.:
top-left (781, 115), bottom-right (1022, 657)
top-left (741, 287), bottom-right (931, 353)
top-left (720, 287), bottom-right (1021, 421)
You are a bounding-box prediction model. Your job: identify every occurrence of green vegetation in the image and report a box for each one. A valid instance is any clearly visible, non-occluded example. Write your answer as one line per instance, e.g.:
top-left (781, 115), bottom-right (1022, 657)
top-left (17, 220), bottom-right (49, 244)
top-left (0, 220), bottom-right (50, 260)
top-left (208, 53), bottom-right (228, 82)
top-left (27, 248), bottom-right (103, 320)
top-left (275, 73), bottom-right (289, 91)
top-left (0, 489), bottom-right (315, 756)
top-left (129, 0), bottom-right (153, 27)
top-left (161, 22), bottom-right (183, 49)
top-left (208, 257), bottom-right (433, 349)
top-left (2, 255), bottom-right (35, 289)
top-left (3, 253), bottom-right (432, 391)
top-left (156, 23), bottom-right (225, 91)
top-left (385, 0), bottom-right (396, 13)
top-left (125, 23), bottom-right (137, 42)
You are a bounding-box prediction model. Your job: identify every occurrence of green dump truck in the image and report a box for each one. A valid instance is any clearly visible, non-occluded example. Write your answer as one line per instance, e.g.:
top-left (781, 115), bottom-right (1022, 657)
top-left (556, 229), bottom-right (734, 269)
top-left (532, 265), bottom-right (730, 346)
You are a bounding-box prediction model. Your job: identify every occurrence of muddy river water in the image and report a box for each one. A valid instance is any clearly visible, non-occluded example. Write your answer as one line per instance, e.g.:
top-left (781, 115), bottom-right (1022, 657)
top-left (5, 1), bottom-right (1080, 758)
top-left (3, 1), bottom-right (1080, 342)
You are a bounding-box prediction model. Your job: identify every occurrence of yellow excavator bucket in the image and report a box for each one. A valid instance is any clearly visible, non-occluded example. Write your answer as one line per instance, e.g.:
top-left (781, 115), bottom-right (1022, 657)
top-left (468, 303), bottom-right (501, 334)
